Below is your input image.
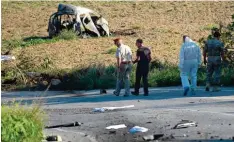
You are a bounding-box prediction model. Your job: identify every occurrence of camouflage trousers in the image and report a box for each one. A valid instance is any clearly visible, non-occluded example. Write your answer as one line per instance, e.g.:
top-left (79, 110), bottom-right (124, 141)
top-left (206, 57), bottom-right (222, 85)
top-left (115, 63), bottom-right (132, 96)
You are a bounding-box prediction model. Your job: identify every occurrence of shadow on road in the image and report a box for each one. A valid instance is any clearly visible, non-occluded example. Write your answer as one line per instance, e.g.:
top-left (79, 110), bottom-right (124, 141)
top-left (2, 87), bottom-right (234, 106)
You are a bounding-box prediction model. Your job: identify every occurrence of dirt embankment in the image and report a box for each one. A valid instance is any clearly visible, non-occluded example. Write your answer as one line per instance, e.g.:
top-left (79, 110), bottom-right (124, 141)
top-left (2, 1), bottom-right (234, 69)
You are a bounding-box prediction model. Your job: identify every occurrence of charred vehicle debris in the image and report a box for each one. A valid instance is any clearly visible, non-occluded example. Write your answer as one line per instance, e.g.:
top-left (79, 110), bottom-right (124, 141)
top-left (48, 3), bottom-right (110, 38)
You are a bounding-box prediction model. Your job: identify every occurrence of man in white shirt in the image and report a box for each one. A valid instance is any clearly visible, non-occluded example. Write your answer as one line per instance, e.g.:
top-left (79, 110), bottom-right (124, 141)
top-left (113, 38), bottom-right (132, 97)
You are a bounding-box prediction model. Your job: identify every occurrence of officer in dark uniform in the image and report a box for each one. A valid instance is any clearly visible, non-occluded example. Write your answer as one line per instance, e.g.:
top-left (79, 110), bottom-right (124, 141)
top-left (204, 31), bottom-right (225, 92)
top-left (132, 39), bottom-right (152, 96)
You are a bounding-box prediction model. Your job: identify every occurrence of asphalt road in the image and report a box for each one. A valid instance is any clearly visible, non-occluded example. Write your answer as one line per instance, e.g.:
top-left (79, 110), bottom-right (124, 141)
top-left (2, 87), bottom-right (234, 142)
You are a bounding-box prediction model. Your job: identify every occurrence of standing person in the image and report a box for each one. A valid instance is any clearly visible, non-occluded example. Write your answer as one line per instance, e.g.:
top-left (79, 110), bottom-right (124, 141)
top-left (113, 38), bottom-right (132, 97)
top-left (132, 39), bottom-right (152, 96)
top-left (204, 31), bottom-right (225, 92)
top-left (179, 36), bottom-right (202, 96)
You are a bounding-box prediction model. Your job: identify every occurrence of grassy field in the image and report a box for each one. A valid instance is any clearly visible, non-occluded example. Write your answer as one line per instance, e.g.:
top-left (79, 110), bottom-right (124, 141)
top-left (1, 1), bottom-right (234, 90)
top-left (2, 1), bottom-right (234, 69)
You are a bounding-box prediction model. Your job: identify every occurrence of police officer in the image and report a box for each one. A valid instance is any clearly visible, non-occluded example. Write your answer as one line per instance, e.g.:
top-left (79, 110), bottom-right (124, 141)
top-left (132, 39), bottom-right (152, 96)
top-left (207, 27), bottom-right (219, 40)
top-left (113, 38), bottom-right (133, 97)
top-left (204, 31), bottom-right (225, 92)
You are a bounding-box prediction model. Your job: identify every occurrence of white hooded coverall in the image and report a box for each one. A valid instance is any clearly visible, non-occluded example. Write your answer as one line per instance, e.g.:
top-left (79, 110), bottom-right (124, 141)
top-left (179, 37), bottom-right (201, 89)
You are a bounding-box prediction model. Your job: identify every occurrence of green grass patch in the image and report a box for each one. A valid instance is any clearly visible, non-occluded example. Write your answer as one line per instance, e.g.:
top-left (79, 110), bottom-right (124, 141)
top-left (106, 46), bottom-right (118, 54)
top-left (54, 29), bottom-right (78, 40)
top-left (1, 30), bottom-right (78, 54)
top-left (201, 23), bottom-right (219, 31)
top-left (1, 104), bottom-right (45, 142)
top-left (2, 60), bottom-right (234, 91)
top-left (1, 38), bottom-right (58, 54)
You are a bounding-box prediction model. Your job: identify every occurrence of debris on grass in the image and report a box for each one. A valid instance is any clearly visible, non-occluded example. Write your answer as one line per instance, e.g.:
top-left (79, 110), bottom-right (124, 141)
top-left (1, 55), bottom-right (16, 61)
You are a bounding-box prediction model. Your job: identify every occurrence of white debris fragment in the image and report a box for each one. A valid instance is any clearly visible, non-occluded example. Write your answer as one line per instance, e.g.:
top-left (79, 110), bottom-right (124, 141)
top-left (102, 105), bottom-right (134, 110)
top-left (106, 124), bottom-right (127, 130)
top-left (93, 105), bottom-right (134, 112)
top-left (173, 120), bottom-right (197, 129)
top-left (93, 108), bottom-right (105, 112)
top-left (1, 55), bottom-right (16, 61)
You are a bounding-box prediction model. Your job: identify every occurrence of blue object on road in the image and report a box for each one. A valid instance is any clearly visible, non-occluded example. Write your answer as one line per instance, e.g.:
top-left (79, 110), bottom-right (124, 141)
top-left (129, 126), bottom-right (148, 134)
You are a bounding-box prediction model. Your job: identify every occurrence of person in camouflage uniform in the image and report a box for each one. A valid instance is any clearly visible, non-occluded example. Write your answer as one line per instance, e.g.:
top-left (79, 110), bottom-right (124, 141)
top-left (203, 31), bottom-right (225, 92)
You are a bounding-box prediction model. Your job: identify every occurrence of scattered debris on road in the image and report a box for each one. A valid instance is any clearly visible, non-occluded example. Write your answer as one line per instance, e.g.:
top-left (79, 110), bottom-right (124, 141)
top-left (106, 124), bottom-right (127, 130)
top-left (129, 126), bottom-right (149, 134)
top-left (46, 135), bottom-right (62, 141)
top-left (210, 136), bottom-right (219, 139)
top-left (100, 89), bottom-right (107, 94)
top-left (142, 134), bottom-right (164, 141)
top-left (45, 121), bottom-right (82, 129)
top-left (189, 102), bottom-right (195, 103)
top-left (103, 105), bottom-right (135, 110)
top-left (109, 130), bottom-right (116, 134)
top-left (146, 121), bottom-right (152, 124)
top-left (173, 120), bottom-right (197, 129)
top-left (93, 108), bottom-right (105, 112)
top-left (93, 105), bottom-right (135, 112)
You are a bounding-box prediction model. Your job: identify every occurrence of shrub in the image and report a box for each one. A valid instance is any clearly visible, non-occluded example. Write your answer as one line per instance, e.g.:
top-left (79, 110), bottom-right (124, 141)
top-left (149, 67), bottom-right (180, 87)
top-left (54, 29), bottom-right (78, 40)
top-left (221, 66), bottom-right (234, 86)
top-left (2, 61), bottom-right (234, 91)
top-left (106, 46), bottom-right (117, 54)
top-left (1, 104), bottom-right (45, 142)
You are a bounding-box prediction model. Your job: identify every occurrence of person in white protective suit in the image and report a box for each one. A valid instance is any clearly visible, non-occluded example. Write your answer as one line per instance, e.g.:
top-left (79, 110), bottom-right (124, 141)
top-left (179, 36), bottom-right (202, 96)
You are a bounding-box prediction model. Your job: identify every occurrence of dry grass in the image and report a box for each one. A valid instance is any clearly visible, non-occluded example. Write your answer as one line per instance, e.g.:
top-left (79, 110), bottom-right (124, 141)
top-left (2, 1), bottom-right (234, 69)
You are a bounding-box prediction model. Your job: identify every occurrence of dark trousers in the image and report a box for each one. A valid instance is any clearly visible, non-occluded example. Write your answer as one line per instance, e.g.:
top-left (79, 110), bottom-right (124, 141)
top-left (206, 62), bottom-right (221, 86)
top-left (134, 65), bottom-right (149, 94)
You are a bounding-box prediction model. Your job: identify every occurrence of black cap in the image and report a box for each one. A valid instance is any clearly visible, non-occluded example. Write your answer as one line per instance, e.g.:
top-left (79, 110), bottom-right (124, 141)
top-left (136, 38), bottom-right (143, 43)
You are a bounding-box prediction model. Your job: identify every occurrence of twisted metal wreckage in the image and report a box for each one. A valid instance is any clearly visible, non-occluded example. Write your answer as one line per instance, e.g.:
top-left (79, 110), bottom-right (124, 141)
top-left (48, 3), bottom-right (110, 38)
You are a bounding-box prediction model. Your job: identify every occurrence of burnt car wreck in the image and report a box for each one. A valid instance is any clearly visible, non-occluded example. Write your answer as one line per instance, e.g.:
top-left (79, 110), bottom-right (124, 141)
top-left (48, 4), bottom-right (110, 38)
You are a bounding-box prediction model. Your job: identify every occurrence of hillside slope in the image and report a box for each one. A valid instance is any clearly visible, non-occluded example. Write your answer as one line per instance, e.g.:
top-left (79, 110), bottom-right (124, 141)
top-left (2, 1), bottom-right (234, 69)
